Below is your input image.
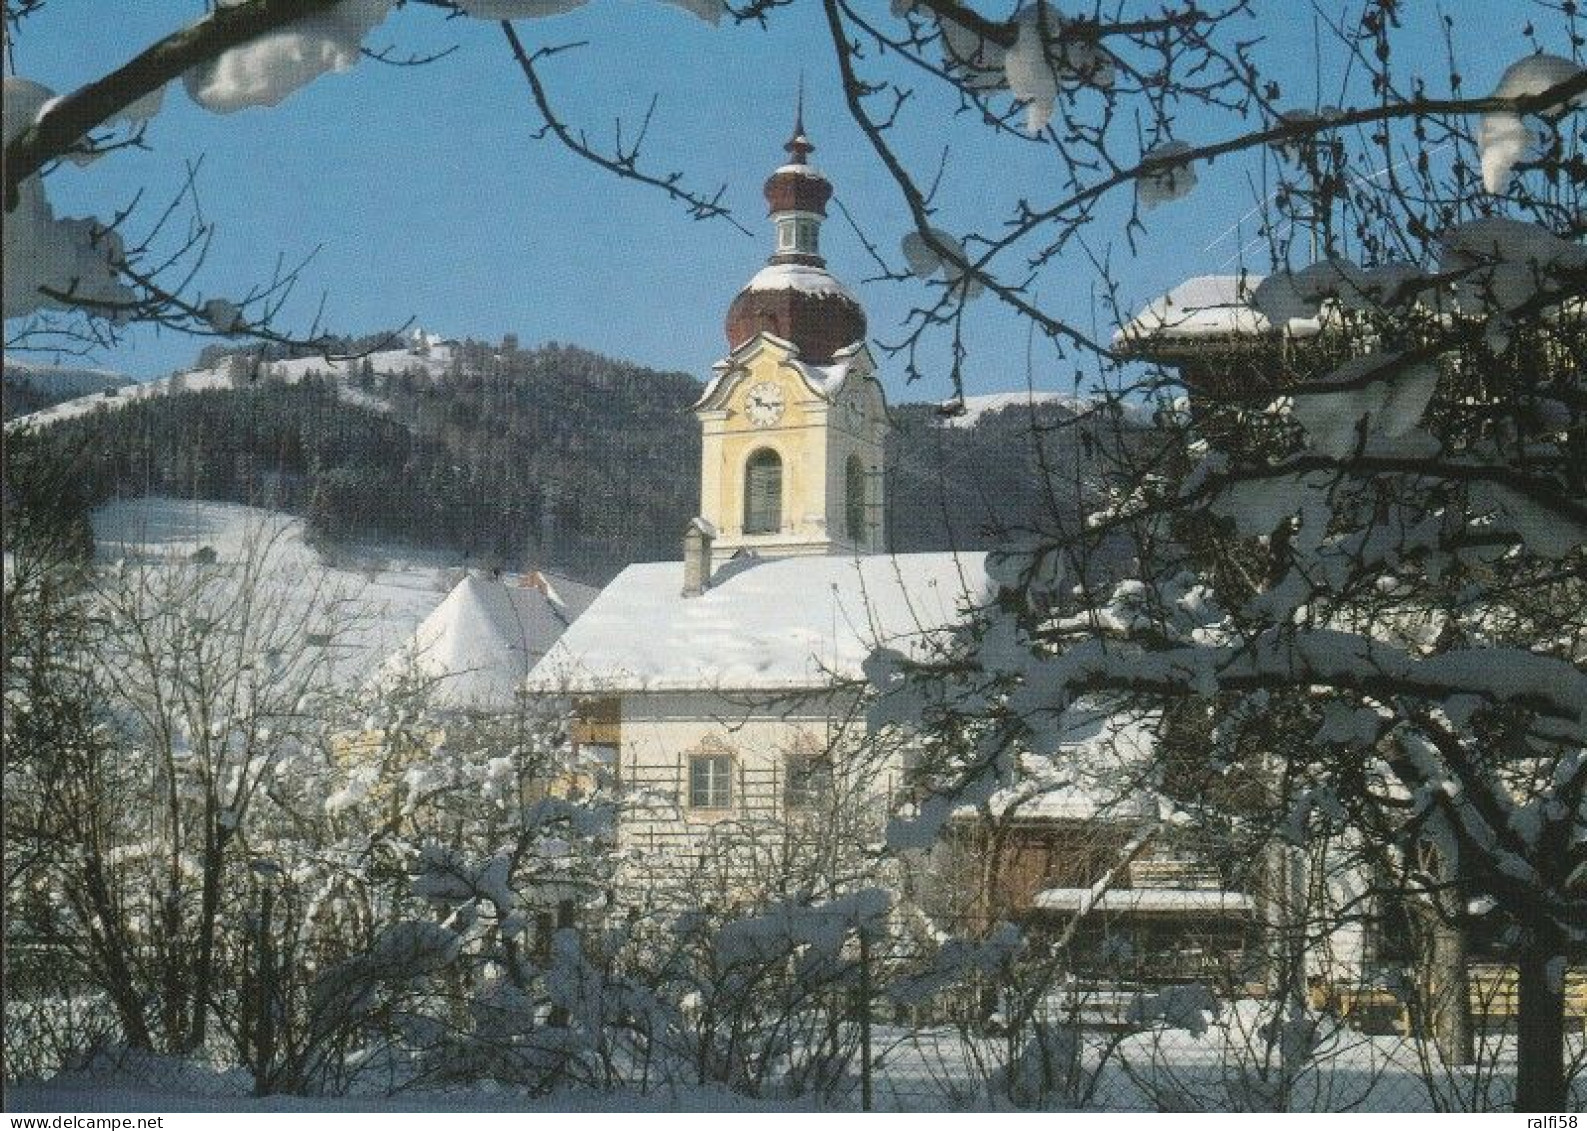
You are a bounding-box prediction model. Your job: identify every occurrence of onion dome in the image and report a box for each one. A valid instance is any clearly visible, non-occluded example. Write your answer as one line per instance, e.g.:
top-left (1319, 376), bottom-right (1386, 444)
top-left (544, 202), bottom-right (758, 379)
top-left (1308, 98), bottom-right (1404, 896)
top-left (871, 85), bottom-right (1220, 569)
top-left (763, 127), bottom-right (832, 223)
top-left (724, 106), bottom-right (866, 365)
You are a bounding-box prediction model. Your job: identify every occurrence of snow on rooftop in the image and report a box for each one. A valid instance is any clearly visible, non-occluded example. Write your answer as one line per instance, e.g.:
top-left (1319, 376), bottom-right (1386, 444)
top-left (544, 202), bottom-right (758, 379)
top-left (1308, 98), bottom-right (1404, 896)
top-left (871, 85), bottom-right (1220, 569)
top-left (743, 262), bottom-right (859, 301)
top-left (382, 571), bottom-right (598, 710)
top-left (527, 551), bottom-right (992, 694)
top-left (789, 343), bottom-right (867, 396)
top-left (1116, 273), bottom-right (1322, 344)
top-left (1032, 888), bottom-right (1253, 914)
top-left (772, 162), bottom-right (828, 181)
top-left (696, 339), bottom-right (869, 408)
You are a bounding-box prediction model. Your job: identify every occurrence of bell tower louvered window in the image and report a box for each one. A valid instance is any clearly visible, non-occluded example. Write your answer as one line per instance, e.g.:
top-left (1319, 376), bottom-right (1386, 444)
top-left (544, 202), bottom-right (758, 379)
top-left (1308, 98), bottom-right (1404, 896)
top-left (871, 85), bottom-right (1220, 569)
top-left (845, 454), bottom-right (866, 542)
top-left (744, 449), bottom-right (783, 534)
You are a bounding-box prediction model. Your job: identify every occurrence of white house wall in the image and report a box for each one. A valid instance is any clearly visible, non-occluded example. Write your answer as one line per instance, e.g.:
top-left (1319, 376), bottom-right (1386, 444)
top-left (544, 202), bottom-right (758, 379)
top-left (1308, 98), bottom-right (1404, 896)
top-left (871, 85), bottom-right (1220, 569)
top-left (610, 688), bottom-right (905, 898)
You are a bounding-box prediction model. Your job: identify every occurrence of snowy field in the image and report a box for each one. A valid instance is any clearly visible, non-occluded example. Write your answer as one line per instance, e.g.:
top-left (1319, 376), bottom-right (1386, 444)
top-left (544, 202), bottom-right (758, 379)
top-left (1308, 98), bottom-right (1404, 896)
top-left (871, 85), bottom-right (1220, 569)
top-left (936, 390), bottom-right (1129, 427)
top-left (91, 496), bottom-right (460, 687)
top-left (3, 359), bottom-right (133, 400)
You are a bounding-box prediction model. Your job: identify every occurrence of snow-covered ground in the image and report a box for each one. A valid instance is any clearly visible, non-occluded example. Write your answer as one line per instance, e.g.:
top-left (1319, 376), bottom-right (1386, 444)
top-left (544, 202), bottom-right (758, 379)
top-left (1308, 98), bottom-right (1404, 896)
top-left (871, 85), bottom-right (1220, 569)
top-left (5, 334), bottom-right (456, 432)
top-left (92, 496), bottom-right (463, 687)
top-left (8, 1015), bottom-right (1576, 1112)
top-left (6, 1060), bottom-right (810, 1113)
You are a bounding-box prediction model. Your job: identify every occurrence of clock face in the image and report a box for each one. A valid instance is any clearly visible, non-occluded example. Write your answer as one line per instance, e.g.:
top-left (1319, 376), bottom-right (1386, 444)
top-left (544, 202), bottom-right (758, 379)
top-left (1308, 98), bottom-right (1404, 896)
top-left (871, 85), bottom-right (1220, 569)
top-left (745, 381), bottom-right (786, 426)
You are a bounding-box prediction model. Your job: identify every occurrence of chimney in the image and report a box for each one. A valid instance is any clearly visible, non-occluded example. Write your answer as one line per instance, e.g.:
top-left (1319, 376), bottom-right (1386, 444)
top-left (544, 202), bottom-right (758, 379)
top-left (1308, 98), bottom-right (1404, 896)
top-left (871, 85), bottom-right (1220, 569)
top-left (682, 517), bottom-right (716, 597)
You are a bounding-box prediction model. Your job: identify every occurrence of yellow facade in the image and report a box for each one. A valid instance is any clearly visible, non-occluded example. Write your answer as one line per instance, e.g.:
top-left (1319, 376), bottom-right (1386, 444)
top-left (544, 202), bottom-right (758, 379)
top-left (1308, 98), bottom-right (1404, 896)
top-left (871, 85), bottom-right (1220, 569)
top-left (696, 334), bottom-right (887, 564)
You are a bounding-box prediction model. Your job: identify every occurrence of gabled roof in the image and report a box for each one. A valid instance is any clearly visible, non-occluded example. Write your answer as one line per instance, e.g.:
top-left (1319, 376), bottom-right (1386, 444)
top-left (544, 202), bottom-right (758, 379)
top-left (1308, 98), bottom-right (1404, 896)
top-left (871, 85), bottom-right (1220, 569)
top-left (383, 571), bottom-right (599, 710)
top-left (694, 333), bottom-right (877, 411)
top-left (525, 551), bottom-right (990, 694)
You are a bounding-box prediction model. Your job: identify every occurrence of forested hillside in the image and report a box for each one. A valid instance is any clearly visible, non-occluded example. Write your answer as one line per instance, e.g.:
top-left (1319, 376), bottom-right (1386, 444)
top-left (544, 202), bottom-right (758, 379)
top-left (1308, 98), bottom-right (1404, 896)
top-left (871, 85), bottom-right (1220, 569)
top-left (2, 361), bottom-right (133, 419)
top-left (4, 338), bottom-right (1133, 582)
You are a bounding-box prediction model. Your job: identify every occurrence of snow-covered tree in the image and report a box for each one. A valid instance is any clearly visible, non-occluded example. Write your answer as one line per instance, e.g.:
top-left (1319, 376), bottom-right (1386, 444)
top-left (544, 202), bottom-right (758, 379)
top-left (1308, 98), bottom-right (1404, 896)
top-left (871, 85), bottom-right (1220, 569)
top-left (2, 515), bottom-right (362, 1066)
top-left (856, 18), bottom-right (1587, 1111)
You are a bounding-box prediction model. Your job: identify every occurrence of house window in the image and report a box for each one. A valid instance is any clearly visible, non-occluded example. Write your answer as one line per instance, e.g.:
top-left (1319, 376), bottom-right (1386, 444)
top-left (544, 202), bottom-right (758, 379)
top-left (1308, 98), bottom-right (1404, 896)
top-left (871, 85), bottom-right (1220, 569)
top-left (744, 448), bottom-right (782, 534)
top-left (845, 454), bottom-right (866, 542)
top-left (893, 746), bottom-right (925, 807)
top-left (689, 753), bottom-right (733, 809)
top-left (784, 754), bottom-right (832, 810)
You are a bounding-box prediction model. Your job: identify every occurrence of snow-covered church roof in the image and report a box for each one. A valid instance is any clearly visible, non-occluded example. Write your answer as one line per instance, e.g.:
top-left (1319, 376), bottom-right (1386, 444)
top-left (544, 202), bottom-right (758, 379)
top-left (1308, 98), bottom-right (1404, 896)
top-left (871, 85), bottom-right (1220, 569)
top-left (525, 551), bottom-right (992, 694)
top-left (382, 571), bottom-right (598, 710)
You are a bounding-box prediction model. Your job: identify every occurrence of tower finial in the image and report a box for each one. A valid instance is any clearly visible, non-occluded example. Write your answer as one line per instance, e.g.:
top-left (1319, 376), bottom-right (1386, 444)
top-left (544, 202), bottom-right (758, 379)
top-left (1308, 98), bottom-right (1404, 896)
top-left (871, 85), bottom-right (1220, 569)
top-left (785, 76), bottom-right (813, 164)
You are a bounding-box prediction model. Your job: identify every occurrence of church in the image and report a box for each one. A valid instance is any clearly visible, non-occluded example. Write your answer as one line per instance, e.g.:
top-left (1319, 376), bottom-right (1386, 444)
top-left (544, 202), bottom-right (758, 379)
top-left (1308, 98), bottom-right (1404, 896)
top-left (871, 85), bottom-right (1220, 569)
top-left (524, 113), bottom-right (993, 900)
top-left (520, 115), bottom-right (1261, 973)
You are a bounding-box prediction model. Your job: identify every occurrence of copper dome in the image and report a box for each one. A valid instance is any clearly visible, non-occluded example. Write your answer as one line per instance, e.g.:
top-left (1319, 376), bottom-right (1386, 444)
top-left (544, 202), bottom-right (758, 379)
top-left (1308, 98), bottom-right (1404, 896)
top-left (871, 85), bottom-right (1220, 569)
top-left (725, 268), bottom-right (867, 364)
top-left (724, 111), bottom-right (866, 365)
top-left (764, 161), bottom-right (832, 216)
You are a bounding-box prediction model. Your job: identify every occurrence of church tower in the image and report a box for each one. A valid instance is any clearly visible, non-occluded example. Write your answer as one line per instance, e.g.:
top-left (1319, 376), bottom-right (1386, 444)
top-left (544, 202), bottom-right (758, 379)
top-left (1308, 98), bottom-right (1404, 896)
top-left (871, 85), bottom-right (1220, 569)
top-left (690, 108), bottom-right (888, 569)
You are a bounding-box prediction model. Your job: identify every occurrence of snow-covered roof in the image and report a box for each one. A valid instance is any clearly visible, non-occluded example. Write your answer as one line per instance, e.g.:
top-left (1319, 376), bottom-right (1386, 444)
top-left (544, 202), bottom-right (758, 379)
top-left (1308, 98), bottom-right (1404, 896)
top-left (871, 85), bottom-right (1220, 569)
top-left (743, 262), bottom-right (858, 301)
top-left (788, 340), bottom-right (870, 398)
top-left (526, 551), bottom-right (991, 694)
top-left (383, 571), bottom-right (598, 710)
top-left (1115, 274), bottom-right (1322, 345)
top-left (772, 162), bottom-right (828, 182)
top-left (1033, 888), bottom-right (1254, 914)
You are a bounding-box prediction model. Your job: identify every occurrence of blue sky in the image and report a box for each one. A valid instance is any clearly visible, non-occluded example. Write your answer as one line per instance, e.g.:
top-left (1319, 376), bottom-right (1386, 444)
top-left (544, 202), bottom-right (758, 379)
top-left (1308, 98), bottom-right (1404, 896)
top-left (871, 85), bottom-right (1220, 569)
top-left (7, 1), bottom-right (1534, 401)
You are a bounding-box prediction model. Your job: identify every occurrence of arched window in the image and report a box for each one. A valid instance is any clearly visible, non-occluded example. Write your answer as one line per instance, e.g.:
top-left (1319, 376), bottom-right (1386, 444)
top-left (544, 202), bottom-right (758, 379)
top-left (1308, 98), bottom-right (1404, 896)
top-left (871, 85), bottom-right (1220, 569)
top-left (845, 454), bottom-right (866, 542)
top-left (744, 448), bottom-right (782, 534)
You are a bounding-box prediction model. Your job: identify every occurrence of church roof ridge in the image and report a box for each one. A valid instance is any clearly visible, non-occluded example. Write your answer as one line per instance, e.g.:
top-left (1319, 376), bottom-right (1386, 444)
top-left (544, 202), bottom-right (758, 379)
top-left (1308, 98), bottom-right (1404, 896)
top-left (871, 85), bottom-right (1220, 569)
top-left (525, 551), bottom-right (991, 694)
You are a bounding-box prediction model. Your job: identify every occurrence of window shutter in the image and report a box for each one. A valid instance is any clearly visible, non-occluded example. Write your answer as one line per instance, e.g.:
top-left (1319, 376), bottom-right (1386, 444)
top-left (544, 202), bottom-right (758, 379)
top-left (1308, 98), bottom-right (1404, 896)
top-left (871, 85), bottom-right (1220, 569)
top-left (744, 451), bottom-right (782, 534)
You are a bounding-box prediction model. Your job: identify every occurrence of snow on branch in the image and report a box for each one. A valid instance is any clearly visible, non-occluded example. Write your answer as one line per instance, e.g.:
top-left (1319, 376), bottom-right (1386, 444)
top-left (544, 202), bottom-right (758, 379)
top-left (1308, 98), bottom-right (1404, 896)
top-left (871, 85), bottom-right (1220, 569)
top-left (5, 0), bottom-right (355, 207)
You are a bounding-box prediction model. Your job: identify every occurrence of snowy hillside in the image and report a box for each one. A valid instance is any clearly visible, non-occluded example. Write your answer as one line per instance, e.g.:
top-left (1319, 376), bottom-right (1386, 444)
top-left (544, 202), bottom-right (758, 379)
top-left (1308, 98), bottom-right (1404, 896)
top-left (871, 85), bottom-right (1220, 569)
top-left (2, 359), bottom-right (134, 419)
top-left (935, 390), bottom-right (1147, 427)
top-left (6, 331), bottom-right (456, 432)
top-left (92, 496), bottom-right (464, 688)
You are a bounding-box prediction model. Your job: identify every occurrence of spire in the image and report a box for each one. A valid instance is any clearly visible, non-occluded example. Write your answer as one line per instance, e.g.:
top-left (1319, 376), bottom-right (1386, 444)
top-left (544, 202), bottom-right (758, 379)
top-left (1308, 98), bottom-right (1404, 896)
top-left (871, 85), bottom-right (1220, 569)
top-left (726, 105), bottom-right (866, 364)
top-left (785, 76), bottom-right (813, 165)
